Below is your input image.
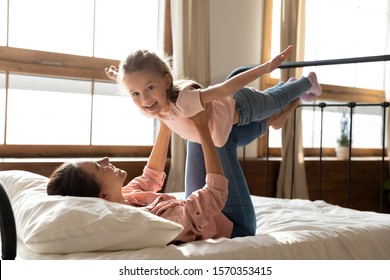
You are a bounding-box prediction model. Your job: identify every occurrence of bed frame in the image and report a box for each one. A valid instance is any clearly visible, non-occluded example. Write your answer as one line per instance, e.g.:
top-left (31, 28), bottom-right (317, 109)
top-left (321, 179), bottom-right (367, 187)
top-left (1, 54), bottom-right (390, 260)
top-left (279, 54), bottom-right (390, 212)
top-left (232, 54), bottom-right (390, 213)
top-left (291, 102), bottom-right (390, 212)
top-left (0, 182), bottom-right (16, 260)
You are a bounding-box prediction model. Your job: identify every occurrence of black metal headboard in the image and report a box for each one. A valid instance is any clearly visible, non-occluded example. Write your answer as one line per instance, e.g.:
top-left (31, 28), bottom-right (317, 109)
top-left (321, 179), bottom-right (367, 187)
top-left (0, 182), bottom-right (16, 260)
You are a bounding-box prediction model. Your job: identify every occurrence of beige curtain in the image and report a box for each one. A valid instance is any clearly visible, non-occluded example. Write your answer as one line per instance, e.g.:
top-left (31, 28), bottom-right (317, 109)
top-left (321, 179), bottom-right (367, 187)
top-left (276, 0), bottom-right (309, 199)
top-left (385, 12), bottom-right (390, 174)
top-left (164, 0), bottom-right (211, 192)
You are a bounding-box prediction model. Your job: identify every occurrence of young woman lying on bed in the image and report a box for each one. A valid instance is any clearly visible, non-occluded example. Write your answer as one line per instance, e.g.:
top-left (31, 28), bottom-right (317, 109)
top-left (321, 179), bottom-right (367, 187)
top-left (47, 106), bottom-right (232, 243)
top-left (46, 104), bottom-right (296, 244)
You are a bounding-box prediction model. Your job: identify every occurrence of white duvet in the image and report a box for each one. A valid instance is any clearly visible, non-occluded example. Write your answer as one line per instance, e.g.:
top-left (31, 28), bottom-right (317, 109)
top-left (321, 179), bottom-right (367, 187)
top-left (14, 195), bottom-right (390, 260)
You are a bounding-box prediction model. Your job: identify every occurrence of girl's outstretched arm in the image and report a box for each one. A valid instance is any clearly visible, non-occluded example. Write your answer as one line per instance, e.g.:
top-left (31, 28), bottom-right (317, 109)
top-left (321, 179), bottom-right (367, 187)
top-left (200, 45), bottom-right (293, 105)
top-left (146, 120), bottom-right (171, 172)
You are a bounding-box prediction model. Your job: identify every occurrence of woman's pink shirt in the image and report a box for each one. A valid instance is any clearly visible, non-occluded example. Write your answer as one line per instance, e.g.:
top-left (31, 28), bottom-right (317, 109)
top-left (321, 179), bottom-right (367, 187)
top-left (121, 166), bottom-right (233, 243)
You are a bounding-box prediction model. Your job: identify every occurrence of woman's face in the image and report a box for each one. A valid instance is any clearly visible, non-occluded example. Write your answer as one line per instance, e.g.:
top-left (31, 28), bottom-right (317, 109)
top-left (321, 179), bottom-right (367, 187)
top-left (122, 70), bottom-right (172, 116)
top-left (77, 157), bottom-right (127, 200)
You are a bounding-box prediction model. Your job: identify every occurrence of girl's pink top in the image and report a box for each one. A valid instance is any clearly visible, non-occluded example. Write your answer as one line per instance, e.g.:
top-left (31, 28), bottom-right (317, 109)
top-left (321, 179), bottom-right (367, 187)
top-left (143, 86), bottom-right (236, 147)
top-left (121, 166), bottom-right (233, 243)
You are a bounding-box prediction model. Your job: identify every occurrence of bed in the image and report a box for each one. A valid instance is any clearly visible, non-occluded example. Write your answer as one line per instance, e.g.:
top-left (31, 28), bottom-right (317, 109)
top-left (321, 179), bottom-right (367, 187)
top-left (2, 55), bottom-right (390, 260)
top-left (1, 169), bottom-right (390, 260)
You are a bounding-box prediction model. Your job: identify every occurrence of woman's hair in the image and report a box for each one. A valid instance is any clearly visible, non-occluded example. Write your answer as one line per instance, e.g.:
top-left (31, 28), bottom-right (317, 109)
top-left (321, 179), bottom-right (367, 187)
top-left (118, 49), bottom-right (202, 102)
top-left (47, 162), bottom-right (101, 198)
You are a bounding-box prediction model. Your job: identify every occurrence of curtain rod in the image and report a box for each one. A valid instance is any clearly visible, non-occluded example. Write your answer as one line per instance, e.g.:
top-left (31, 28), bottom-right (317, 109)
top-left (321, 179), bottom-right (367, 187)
top-left (279, 54), bottom-right (390, 68)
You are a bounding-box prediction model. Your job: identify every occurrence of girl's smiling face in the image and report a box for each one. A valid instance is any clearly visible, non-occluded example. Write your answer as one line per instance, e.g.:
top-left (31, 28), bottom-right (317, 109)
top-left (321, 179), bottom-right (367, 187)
top-left (123, 70), bottom-right (172, 116)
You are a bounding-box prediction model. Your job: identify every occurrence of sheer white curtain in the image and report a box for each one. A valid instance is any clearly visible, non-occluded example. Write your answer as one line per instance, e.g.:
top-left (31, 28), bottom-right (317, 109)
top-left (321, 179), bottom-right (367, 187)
top-left (276, 0), bottom-right (309, 199)
top-left (164, 0), bottom-right (211, 192)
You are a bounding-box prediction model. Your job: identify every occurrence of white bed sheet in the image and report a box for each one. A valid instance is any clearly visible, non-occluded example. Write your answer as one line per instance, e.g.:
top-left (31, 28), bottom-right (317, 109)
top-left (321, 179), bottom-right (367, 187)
top-left (13, 195), bottom-right (390, 260)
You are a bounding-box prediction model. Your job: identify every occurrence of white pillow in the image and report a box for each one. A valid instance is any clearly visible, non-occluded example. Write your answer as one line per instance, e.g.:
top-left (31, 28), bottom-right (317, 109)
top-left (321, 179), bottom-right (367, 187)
top-left (0, 170), bottom-right (183, 254)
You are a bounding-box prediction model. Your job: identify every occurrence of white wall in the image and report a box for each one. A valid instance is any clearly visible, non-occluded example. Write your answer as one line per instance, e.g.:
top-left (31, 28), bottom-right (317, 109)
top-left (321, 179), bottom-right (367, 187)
top-left (209, 0), bottom-right (264, 84)
top-left (209, 0), bottom-right (264, 157)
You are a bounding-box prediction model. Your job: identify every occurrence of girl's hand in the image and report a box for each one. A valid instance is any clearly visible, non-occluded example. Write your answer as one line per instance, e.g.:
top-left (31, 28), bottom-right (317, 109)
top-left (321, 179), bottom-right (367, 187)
top-left (105, 65), bottom-right (119, 81)
top-left (267, 45), bottom-right (293, 73)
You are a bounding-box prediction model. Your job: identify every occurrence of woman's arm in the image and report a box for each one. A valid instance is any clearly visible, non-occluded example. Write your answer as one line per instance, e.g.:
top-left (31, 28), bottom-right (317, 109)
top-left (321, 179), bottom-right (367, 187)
top-left (146, 120), bottom-right (171, 172)
top-left (190, 105), bottom-right (224, 176)
top-left (200, 45), bottom-right (293, 105)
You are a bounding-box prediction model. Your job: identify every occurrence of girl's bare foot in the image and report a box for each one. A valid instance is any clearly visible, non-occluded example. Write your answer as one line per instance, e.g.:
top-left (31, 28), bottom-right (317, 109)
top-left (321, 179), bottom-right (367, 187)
top-left (270, 99), bottom-right (301, 129)
top-left (300, 72), bottom-right (322, 102)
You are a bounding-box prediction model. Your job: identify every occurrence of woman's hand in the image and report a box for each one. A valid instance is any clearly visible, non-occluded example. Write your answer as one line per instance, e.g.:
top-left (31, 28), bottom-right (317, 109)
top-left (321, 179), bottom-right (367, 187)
top-left (189, 105), bottom-right (224, 176)
top-left (157, 118), bottom-right (170, 133)
top-left (146, 119), bottom-right (171, 172)
top-left (188, 104), bottom-right (212, 129)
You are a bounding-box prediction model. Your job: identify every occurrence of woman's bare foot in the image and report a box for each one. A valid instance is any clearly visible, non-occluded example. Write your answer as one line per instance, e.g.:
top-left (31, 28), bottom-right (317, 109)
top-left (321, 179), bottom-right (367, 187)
top-left (269, 99), bottom-right (301, 130)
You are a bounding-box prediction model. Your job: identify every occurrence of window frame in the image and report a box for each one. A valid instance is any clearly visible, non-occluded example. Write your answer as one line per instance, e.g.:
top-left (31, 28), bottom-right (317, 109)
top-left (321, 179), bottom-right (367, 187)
top-left (258, 0), bottom-right (386, 158)
top-left (0, 46), bottom-right (153, 158)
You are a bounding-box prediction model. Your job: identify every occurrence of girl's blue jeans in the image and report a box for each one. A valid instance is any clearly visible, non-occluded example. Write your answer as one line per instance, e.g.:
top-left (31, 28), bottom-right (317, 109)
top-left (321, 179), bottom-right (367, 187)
top-left (234, 76), bottom-right (311, 126)
top-left (185, 122), bottom-right (264, 237)
top-left (185, 77), bottom-right (311, 237)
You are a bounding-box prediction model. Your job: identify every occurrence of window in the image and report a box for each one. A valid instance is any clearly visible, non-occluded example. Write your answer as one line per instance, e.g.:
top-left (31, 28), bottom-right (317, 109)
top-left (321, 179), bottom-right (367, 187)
top-left (5, 74), bottom-right (155, 145)
top-left (7, 0), bottom-right (159, 58)
top-left (265, 0), bottom-right (389, 154)
top-left (7, 74), bottom-right (92, 145)
top-left (268, 101), bottom-right (386, 150)
top-left (0, 0), bottom-right (160, 157)
top-left (8, 0), bottom-right (94, 56)
top-left (0, 0), bottom-right (6, 46)
top-left (94, 0), bottom-right (159, 59)
top-left (301, 102), bottom-right (384, 149)
top-left (302, 0), bottom-right (388, 90)
top-left (92, 81), bottom-right (155, 146)
top-left (269, 0), bottom-right (388, 90)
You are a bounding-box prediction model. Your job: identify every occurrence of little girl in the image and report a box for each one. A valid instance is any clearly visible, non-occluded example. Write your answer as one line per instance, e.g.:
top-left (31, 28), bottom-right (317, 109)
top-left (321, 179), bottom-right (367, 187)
top-left (105, 45), bottom-right (322, 147)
